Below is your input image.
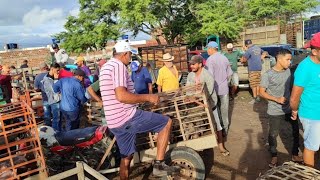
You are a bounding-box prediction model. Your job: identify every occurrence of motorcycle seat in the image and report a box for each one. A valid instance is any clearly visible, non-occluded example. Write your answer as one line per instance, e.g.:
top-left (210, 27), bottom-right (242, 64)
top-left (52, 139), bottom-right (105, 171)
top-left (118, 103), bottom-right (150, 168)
top-left (55, 126), bottom-right (99, 146)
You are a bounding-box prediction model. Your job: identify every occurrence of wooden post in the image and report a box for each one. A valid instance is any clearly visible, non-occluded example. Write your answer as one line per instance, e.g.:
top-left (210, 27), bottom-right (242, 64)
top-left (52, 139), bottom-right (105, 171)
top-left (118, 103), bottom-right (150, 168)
top-left (76, 162), bottom-right (85, 180)
top-left (278, 14), bottom-right (281, 43)
top-left (96, 137), bottom-right (116, 171)
top-left (265, 18), bottom-right (268, 44)
top-left (174, 101), bottom-right (186, 141)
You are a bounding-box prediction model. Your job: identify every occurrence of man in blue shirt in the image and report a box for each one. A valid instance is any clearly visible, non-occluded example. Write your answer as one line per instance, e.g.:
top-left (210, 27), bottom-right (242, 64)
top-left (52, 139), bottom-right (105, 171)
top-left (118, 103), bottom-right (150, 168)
top-left (290, 32), bottom-right (320, 167)
top-left (53, 69), bottom-right (87, 130)
top-left (34, 63), bottom-right (50, 125)
top-left (241, 39), bottom-right (263, 104)
top-left (131, 61), bottom-right (153, 94)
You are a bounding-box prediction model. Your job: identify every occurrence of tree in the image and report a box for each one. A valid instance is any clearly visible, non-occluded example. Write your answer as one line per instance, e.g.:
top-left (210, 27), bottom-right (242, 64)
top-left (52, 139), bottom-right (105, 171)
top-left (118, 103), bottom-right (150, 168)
top-left (56, 0), bottom-right (200, 52)
top-left (194, 0), bottom-right (245, 41)
top-left (55, 0), bottom-right (121, 53)
top-left (246, 0), bottom-right (319, 20)
top-left (57, 0), bottom-right (319, 52)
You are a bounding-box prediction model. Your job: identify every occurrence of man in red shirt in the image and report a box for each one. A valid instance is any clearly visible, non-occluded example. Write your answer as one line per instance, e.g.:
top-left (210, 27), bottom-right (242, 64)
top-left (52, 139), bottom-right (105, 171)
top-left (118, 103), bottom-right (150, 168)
top-left (58, 63), bottom-right (73, 79)
top-left (0, 65), bottom-right (21, 103)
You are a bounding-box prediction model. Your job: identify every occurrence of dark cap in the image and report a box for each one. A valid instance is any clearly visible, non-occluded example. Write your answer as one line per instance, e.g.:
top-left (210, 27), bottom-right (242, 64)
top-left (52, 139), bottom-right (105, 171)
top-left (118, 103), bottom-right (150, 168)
top-left (52, 43), bottom-right (59, 49)
top-left (73, 69), bottom-right (87, 77)
top-left (244, 39), bottom-right (252, 46)
top-left (189, 55), bottom-right (204, 64)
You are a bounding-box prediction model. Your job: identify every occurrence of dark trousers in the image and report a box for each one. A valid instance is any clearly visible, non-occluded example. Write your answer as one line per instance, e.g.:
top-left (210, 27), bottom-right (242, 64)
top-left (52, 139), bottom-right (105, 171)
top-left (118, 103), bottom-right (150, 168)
top-left (43, 101), bottom-right (61, 131)
top-left (268, 113), bottom-right (300, 157)
top-left (61, 110), bottom-right (80, 131)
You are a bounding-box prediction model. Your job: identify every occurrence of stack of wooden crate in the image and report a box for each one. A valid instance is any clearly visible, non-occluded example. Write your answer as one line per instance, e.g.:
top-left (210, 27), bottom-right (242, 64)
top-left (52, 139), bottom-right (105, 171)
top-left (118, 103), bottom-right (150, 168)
top-left (0, 102), bottom-right (47, 179)
top-left (86, 59), bottom-right (97, 74)
top-left (140, 45), bottom-right (189, 73)
top-left (286, 22), bottom-right (302, 48)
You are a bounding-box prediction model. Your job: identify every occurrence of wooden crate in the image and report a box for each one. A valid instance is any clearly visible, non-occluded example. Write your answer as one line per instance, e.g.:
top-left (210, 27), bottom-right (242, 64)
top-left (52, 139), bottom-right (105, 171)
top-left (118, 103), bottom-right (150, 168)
top-left (137, 83), bottom-right (217, 152)
top-left (140, 44), bottom-right (189, 73)
top-left (0, 102), bottom-right (47, 180)
top-left (257, 162), bottom-right (320, 179)
top-left (86, 101), bottom-right (105, 126)
top-left (48, 161), bottom-right (107, 180)
top-left (20, 91), bottom-right (43, 119)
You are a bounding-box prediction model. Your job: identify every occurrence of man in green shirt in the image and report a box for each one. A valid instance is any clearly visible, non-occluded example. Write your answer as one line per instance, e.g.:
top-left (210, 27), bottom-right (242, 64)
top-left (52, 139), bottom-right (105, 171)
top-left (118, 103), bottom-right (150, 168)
top-left (224, 43), bottom-right (242, 100)
top-left (86, 60), bottom-right (106, 124)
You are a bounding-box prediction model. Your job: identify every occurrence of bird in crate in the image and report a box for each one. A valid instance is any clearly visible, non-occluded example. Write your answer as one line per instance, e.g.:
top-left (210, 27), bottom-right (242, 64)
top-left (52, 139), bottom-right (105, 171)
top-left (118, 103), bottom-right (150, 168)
top-left (183, 95), bottom-right (207, 140)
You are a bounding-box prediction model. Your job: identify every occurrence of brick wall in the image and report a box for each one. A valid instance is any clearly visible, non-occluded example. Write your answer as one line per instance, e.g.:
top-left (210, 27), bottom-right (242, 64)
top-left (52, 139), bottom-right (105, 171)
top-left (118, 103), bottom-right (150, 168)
top-left (0, 39), bottom-right (166, 68)
top-left (0, 48), bottom-right (51, 68)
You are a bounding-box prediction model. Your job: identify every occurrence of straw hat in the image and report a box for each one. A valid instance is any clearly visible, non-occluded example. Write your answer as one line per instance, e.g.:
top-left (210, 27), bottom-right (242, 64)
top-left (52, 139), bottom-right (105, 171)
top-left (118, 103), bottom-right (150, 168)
top-left (160, 53), bottom-right (174, 62)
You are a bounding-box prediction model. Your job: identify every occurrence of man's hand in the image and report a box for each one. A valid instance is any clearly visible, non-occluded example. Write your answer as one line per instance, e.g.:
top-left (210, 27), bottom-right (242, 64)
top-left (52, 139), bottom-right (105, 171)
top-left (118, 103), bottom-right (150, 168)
top-left (148, 94), bottom-right (159, 105)
top-left (96, 101), bottom-right (103, 108)
top-left (291, 110), bottom-right (298, 120)
top-left (275, 97), bottom-right (286, 104)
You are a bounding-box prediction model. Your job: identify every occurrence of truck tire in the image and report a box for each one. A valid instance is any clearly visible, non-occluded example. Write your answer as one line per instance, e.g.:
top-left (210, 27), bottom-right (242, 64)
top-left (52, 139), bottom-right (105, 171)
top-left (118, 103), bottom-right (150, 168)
top-left (165, 146), bottom-right (205, 180)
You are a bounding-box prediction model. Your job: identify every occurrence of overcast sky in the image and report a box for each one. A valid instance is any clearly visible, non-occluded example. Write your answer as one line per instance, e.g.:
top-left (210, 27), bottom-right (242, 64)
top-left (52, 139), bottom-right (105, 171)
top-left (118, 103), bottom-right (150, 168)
top-left (0, 0), bottom-right (81, 48)
top-left (0, 0), bottom-right (149, 49)
top-left (0, 0), bottom-right (319, 49)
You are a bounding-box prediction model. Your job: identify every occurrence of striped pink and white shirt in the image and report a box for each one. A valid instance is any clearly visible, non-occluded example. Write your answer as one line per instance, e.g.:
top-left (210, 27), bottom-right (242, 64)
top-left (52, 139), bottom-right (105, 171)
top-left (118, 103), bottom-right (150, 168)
top-left (99, 58), bottom-right (137, 129)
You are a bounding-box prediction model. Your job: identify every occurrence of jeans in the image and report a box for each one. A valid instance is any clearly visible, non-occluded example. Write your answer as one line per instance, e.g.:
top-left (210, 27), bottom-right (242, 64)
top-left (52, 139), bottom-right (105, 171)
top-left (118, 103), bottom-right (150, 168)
top-left (268, 113), bottom-right (300, 157)
top-left (43, 101), bottom-right (61, 132)
top-left (61, 110), bottom-right (80, 131)
top-left (217, 94), bottom-right (229, 133)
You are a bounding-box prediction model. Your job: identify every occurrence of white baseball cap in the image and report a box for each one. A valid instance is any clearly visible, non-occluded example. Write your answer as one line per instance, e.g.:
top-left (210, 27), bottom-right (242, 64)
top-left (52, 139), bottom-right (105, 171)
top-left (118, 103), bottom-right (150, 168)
top-left (114, 41), bottom-right (138, 54)
top-left (226, 43), bottom-right (233, 49)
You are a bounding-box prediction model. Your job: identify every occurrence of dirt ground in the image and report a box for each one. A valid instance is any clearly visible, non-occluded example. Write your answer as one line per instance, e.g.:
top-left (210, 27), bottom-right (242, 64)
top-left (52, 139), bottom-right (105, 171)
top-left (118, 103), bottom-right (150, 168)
top-left (106, 90), bottom-right (319, 180)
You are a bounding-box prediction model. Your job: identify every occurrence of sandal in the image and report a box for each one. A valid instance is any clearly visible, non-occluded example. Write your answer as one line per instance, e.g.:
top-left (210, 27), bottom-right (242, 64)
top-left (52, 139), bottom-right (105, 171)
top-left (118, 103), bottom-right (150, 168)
top-left (220, 150), bottom-right (230, 156)
top-left (269, 157), bottom-right (277, 168)
top-left (291, 156), bottom-right (304, 164)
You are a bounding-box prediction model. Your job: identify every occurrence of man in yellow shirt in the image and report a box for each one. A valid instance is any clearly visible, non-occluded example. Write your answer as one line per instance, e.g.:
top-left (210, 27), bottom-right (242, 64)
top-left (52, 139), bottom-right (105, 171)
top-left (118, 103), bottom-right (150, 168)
top-left (156, 53), bottom-right (179, 92)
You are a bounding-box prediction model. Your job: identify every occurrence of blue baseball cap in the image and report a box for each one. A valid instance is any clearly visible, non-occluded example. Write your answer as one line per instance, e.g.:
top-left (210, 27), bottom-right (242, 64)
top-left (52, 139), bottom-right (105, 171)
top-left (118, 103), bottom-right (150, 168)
top-left (206, 41), bottom-right (219, 49)
top-left (130, 61), bottom-right (140, 72)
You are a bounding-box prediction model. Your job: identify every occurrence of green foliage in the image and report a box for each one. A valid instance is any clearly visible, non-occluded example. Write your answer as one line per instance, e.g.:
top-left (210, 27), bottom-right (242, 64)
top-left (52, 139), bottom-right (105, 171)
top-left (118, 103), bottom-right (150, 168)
top-left (194, 0), bottom-right (245, 40)
top-left (246, 0), bottom-right (320, 20)
top-left (55, 0), bottom-right (120, 53)
top-left (56, 0), bottom-right (320, 52)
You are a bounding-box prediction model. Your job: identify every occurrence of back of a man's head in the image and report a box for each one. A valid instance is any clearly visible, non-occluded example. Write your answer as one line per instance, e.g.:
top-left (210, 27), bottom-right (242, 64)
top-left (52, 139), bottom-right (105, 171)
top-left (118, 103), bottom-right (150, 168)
top-left (51, 63), bottom-right (60, 69)
top-left (245, 39), bottom-right (253, 47)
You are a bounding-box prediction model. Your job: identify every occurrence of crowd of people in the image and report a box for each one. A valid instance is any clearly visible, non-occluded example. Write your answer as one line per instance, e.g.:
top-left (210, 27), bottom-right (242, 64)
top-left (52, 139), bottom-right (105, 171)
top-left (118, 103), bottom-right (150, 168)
top-left (0, 32), bottom-right (319, 179)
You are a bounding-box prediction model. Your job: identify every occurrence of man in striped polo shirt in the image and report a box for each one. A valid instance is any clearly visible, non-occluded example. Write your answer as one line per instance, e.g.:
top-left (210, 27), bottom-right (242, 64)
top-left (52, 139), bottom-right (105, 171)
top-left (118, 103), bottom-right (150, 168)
top-left (100, 41), bottom-right (178, 179)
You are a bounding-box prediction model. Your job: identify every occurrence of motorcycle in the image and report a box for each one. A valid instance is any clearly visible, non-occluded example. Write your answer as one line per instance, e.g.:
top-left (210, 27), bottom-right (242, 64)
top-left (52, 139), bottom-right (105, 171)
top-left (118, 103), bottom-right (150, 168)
top-left (38, 125), bottom-right (120, 175)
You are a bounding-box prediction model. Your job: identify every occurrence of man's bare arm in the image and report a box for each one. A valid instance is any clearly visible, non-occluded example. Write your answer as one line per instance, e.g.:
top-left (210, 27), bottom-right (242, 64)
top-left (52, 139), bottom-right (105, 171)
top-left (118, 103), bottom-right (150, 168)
top-left (115, 87), bottom-right (158, 104)
top-left (259, 87), bottom-right (286, 104)
top-left (290, 85), bottom-right (304, 120)
top-left (148, 83), bottom-right (153, 94)
top-left (157, 85), bottom-right (162, 93)
top-left (87, 86), bottom-right (102, 102)
top-left (240, 56), bottom-right (247, 63)
top-left (290, 85), bottom-right (303, 111)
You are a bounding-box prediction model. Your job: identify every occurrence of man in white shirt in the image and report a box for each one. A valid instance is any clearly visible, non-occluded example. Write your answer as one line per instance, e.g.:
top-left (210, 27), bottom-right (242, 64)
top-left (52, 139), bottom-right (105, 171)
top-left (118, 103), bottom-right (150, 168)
top-left (52, 43), bottom-right (69, 64)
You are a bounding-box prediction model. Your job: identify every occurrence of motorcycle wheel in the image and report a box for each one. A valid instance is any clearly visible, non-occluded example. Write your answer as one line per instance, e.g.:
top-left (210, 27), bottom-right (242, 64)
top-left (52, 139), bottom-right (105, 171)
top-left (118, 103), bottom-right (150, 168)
top-left (165, 146), bottom-right (205, 180)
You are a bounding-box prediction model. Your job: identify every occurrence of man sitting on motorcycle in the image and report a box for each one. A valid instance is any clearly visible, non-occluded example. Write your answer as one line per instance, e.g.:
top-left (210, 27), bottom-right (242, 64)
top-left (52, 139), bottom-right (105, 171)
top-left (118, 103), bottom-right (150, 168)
top-left (99, 41), bottom-right (178, 179)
